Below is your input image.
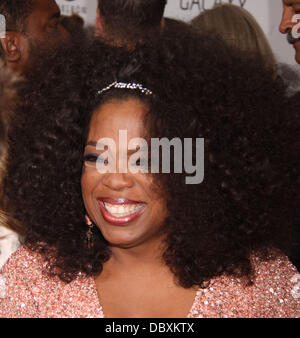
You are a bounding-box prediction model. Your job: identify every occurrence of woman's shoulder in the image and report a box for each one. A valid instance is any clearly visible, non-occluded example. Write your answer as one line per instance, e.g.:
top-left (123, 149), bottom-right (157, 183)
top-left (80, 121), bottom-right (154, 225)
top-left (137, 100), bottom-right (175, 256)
top-left (0, 245), bottom-right (52, 317)
top-left (250, 248), bottom-right (299, 292)
top-left (248, 249), bottom-right (300, 317)
top-left (0, 245), bottom-right (56, 304)
top-left (190, 249), bottom-right (300, 318)
top-left (218, 249), bottom-right (300, 317)
top-left (251, 248), bottom-right (298, 275)
top-left (0, 245), bottom-right (102, 318)
top-left (1, 245), bottom-right (46, 277)
top-left (0, 245), bottom-right (69, 296)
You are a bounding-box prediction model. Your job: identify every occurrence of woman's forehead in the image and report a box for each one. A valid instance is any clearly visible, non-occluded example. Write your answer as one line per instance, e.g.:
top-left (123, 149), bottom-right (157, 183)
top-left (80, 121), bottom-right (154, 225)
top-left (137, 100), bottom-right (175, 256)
top-left (88, 97), bottom-right (148, 140)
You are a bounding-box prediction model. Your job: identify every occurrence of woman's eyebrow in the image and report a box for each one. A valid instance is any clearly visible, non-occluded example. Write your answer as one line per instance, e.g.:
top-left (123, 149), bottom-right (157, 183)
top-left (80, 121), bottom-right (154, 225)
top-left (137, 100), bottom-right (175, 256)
top-left (85, 141), bottom-right (98, 147)
top-left (85, 141), bottom-right (110, 149)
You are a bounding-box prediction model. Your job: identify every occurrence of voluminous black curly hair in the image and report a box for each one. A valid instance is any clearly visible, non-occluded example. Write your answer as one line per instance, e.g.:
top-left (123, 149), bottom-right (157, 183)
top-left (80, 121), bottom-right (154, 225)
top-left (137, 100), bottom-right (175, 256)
top-left (4, 29), bottom-right (300, 287)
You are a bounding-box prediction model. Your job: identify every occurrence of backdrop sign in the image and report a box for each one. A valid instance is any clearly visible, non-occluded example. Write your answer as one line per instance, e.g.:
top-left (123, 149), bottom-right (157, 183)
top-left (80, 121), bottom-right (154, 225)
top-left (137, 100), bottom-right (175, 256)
top-left (55, 0), bottom-right (296, 66)
top-left (165, 0), bottom-right (269, 33)
top-left (0, 14), bottom-right (5, 38)
top-left (56, 0), bottom-right (250, 26)
top-left (169, 0), bottom-right (247, 16)
top-left (56, 0), bottom-right (97, 25)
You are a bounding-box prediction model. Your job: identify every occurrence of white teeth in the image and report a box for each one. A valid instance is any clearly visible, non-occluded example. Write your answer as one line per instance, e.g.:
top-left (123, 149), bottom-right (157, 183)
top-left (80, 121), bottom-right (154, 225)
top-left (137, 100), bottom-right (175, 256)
top-left (103, 202), bottom-right (144, 218)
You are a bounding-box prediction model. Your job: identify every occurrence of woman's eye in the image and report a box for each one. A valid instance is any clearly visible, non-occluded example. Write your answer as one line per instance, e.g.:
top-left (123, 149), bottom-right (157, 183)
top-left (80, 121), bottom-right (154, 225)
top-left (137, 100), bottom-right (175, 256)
top-left (83, 154), bottom-right (109, 165)
top-left (83, 154), bottom-right (98, 163)
top-left (131, 158), bottom-right (148, 167)
top-left (99, 157), bottom-right (109, 165)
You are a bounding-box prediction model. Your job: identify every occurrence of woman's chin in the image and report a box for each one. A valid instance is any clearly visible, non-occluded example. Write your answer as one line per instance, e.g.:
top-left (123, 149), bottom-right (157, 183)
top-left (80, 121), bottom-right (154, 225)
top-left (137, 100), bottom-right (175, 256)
top-left (100, 229), bottom-right (143, 249)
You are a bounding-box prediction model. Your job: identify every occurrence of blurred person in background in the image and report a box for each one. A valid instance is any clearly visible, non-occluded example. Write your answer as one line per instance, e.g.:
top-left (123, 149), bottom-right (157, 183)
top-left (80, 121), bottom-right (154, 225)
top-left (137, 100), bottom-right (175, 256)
top-left (0, 0), bottom-right (68, 75)
top-left (0, 0), bottom-right (76, 271)
top-left (0, 60), bottom-right (21, 269)
top-left (163, 17), bottom-right (192, 38)
top-left (95, 0), bottom-right (167, 48)
top-left (279, 0), bottom-right (300, 95)
top-left (191, 3), bottom-right (300, 96)
top-left (0, 0), bottom-right (70, 267)
top-left (191, 4), bottom-right (279, 77)
top-left (279, 0), bottom-right (300, 64)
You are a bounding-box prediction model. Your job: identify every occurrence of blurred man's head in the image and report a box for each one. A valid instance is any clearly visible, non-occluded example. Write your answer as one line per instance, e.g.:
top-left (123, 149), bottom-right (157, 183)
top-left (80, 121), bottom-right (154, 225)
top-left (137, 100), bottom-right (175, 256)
top-left (279, 0), bottom-right (300, 63)
top-left (0, 0), bottom-right (68, 75)
top-left (95, 0), bottom-right (167, 47)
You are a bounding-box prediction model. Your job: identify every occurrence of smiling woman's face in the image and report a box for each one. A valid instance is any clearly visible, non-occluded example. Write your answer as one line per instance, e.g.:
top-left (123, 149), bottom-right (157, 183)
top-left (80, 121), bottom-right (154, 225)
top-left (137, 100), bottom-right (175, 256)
top-left (81, 97), bottom-right (168, 249)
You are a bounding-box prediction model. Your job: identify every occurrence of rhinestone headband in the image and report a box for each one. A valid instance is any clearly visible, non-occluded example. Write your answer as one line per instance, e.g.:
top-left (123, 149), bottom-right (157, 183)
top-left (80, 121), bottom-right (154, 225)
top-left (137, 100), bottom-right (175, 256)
top-left (97, 81), bottom-right (153, 96)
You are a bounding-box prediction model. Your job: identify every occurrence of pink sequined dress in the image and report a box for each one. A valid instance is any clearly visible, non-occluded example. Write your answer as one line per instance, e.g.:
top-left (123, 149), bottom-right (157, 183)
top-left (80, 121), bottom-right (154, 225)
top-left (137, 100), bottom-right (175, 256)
top-left (0, 246), bottom-right (299, 318)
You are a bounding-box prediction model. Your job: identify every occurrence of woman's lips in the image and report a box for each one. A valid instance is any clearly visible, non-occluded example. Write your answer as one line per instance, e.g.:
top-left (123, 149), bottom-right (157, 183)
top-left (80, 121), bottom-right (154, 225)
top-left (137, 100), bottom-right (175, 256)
top-left (97, 198), bottom-right (146, 225)
top-left (99, 197), bottom-right (143, 205)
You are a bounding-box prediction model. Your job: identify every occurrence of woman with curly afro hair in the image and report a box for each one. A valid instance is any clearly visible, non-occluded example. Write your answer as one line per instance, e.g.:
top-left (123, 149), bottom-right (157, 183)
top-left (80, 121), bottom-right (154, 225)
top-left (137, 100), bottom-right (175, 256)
top-left (0, 29), bottom-right (299, 317)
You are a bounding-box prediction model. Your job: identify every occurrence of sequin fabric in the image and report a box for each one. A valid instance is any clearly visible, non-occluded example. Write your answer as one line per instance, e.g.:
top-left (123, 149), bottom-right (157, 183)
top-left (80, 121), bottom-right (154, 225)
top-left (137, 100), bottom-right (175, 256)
top-left (0, 246), bottom-right (299, 318)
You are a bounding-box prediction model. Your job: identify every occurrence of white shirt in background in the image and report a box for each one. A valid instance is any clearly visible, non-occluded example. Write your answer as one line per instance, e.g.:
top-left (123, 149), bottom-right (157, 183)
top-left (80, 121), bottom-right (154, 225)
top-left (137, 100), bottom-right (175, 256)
top-left (0, 226), bottom-right (20, 270)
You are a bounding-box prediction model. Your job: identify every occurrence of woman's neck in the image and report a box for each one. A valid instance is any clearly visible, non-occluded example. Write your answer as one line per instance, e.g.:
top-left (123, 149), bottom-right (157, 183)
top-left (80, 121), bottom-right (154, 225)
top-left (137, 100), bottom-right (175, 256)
top-left (102, 235), bottom-right (168, 276)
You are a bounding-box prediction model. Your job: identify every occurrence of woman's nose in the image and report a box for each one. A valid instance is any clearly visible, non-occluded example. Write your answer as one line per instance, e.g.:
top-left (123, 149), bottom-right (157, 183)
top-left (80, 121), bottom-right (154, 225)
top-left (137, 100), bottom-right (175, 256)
top-left (101, 173), bottom-right (134, 191)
